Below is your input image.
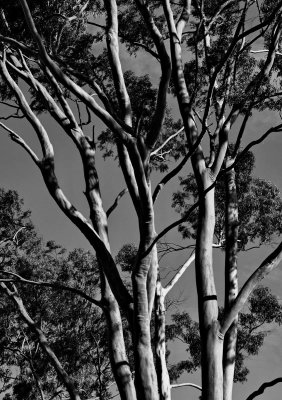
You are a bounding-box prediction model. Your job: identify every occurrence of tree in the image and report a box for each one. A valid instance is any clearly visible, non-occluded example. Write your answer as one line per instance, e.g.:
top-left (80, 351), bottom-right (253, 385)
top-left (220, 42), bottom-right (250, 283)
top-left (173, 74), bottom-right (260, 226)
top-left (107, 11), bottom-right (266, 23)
top-left (0, 188), bottom-right (115, 400)
top-left (1, 1), bottom-right (282, 400)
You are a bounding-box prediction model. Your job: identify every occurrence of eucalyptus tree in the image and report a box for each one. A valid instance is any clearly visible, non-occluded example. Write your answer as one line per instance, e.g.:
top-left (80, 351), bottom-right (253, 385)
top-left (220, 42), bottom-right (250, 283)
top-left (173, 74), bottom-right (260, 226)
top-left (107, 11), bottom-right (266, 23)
top-left (171, 147), bottom-right (282, 399)
top-left (1, 2), bottom-right (282, 400)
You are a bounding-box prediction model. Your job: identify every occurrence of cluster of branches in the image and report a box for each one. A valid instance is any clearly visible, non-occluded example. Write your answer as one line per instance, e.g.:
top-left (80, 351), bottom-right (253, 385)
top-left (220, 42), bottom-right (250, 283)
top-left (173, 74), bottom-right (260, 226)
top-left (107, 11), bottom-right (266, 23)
top-left (0, 2), bottom-right (282, 400)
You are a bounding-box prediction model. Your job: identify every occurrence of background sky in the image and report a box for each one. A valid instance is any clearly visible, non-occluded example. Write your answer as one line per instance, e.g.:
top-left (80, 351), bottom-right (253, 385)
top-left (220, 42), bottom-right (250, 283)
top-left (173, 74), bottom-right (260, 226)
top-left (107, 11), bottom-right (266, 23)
top-left (1, 9), bottom-right (282, 400)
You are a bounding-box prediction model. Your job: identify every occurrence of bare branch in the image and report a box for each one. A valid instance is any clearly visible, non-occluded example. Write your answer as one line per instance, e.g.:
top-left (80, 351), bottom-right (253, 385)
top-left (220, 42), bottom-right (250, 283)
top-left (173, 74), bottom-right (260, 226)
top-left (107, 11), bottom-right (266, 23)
top-left (104, 0), bottom-right (132, 126)
top-left (134, 0), bottom-right (172, 150)
top-left (0, 270), bottom-right (101, 307)
top-left (171, 382), bottom-right (202, 391)
top-left (250, 50), bottom-right (282, 55)
top-left (0, 54), bottom-right (54, 159)
top-left (18, 0), bottom-right (134, 142)
top-left (0, 122), bottom-right (40, 165)
top-left (106, 188), bottom-right (128, 217)
top-left (163, 251), bottom-right (195, 296)
top-left (6, 58), bottom-right (85, 151)
top-left (245, 377), bottom-right (282, 400)
top-left (221, 241), bottom-right (282, 335)
top-left (152, 120), bottom-right (209, 203)
top-left (151, 127), bottom-right (184, 156)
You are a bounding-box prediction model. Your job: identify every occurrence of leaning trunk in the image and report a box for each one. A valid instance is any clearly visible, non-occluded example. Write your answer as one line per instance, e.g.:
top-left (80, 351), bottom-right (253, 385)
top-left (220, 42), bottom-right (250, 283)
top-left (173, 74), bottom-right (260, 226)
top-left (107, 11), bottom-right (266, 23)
top-left (223, 163), bottom-right (239, 400)
top-left (155, 278), bottom-right (171, 400)
top-left (195, 170), bottom-right (224, 400)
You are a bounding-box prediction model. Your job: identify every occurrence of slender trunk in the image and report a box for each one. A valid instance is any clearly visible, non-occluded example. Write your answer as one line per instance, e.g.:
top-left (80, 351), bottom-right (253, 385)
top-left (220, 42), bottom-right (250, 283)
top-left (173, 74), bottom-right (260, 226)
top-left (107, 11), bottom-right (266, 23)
top-left (155, 278), bottom-right (171, 400)
top-left (223, 163), bottom-right (239, 400)
top-left (79, 136), bottom-right (136, 400)
top-left (195, 170), bottom-right (223, 400)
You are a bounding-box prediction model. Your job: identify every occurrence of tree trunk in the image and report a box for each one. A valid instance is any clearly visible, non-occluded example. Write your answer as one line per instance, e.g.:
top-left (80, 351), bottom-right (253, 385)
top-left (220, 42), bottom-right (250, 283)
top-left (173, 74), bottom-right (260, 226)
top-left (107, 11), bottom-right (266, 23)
top-left (223, 163), bottom-right (239, 400)
top-left (155, 279), bottom-right (171, 400)
top-left (195, 170), bottom-right (223, 400)
top-left (78, 136), bottom-right (137, 400)
top-left (132, 254), bottom-right (159, 400)
top-left (103, 291), bottom-right (136, 400)
top-left (202, 321), bottom-right (224, 400)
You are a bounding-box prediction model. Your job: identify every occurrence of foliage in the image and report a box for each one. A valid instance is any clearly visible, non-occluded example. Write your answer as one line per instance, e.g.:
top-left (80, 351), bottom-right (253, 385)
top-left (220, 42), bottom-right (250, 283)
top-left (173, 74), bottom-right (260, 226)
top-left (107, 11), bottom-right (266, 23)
top-left (0, 188), bottom-right (112, 400)
top-left (166, 286), bottom-right (282, 384)
top-left (172, 149), bottom-right (282, 249)
top-left (0, 1), bottom-right (282, 400)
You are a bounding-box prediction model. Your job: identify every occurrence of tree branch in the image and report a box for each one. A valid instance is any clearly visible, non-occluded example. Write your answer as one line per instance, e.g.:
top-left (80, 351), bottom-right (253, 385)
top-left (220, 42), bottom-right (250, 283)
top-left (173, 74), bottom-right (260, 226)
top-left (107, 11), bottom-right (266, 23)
top-left (18, 0), bottom-right (134, 142)
top-left (149, 123), bottom-right (282, 252)
top-left (0, 270), bottom-right (101, 307)
top-left (134, 0), bottom-right (172, 151)
top-left (0, 122), bottom-right (40, 165)
top-left (163, 251), bottom-right (195, 296)
top-left (0, 53), bottom-right (54, 159)
top-left (104, 0), bottom-right (132, 126)
top-left (221, 241), bottom-right (282, 335)
top-left (245, 378), bottom-right (282, 400)
top-left (151, 127), bottom-right (184, 156)
top-left (106, 188), bottom-right (128, 217)
top-left (171, 382), bottom-right (202, 391)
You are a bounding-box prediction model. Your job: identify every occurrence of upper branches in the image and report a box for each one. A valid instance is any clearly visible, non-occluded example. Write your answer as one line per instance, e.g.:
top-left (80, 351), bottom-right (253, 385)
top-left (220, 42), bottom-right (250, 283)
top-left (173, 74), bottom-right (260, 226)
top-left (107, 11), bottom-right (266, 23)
top-left (104, 0), bottom-right (133, 126)
top-left (18, 0), bottom-right (134, 143)
top-left (0, 52), bottom-right (133, 317)
top-left (134, 0), bottom-right (172, 151)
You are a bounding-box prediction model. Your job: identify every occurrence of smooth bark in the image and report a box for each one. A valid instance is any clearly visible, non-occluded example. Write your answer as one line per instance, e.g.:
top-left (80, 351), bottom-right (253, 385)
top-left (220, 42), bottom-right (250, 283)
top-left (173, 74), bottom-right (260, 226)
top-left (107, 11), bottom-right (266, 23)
top-left (103, 295), bottom-right (136, 400)
top-left (223, 163), bottom-right (239, 400)
top-left (155, 279), bottom-right (171, 400)
top-left (132, 249), bottom-right (159, 400)
top-left (195, 171), bottom-right (223, 400)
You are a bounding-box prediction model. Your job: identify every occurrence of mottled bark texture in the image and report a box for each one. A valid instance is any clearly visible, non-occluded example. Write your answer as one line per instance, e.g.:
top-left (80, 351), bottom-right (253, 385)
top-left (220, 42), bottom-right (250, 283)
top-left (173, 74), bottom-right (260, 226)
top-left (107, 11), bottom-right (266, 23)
top-left (223, 162), bottom-right (239, 400)
top-left (155, 280), bottom-right (171, 400)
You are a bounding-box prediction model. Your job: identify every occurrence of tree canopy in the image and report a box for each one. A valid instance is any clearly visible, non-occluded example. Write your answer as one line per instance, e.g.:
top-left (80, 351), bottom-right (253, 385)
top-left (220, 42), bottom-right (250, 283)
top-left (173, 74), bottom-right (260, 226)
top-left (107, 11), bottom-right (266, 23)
top-left (1, 2), bottom-right (282, 400)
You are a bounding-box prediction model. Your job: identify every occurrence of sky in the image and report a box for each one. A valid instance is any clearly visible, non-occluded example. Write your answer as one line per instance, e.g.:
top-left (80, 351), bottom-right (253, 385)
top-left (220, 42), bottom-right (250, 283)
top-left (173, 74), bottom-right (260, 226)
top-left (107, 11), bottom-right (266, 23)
top-left (0, 3), bottom-right (282, 400)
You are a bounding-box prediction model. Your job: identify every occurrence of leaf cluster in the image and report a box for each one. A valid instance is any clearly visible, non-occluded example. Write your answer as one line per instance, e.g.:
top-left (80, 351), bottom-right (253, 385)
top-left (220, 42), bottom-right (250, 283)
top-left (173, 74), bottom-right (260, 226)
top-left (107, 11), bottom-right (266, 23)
top-left (166, 286), bottom-right (282, 384)
top-left (172, 148), bottom-right (282, 249)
